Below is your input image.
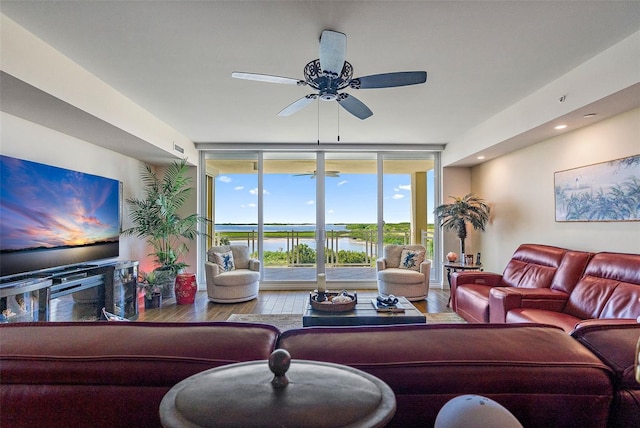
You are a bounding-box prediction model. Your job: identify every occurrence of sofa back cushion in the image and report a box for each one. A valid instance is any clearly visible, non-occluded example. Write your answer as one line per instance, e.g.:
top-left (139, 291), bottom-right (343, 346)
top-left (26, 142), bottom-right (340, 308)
top-left (551, 250), bottom-right (592, 294)
top-left (208, 245), bottom-right (251, 269)
top-left (383, 244), bottom-right (425, 269)
top-left (278, 324), bottom-right (613, 428)
top-left (564, 252), bottom-right (640, 320)
top-left (500, 244), bottom-right (568, 288)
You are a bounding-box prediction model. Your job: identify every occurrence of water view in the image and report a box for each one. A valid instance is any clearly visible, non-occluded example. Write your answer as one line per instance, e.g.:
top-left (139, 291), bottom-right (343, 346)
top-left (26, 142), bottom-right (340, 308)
top-left (215, 224), bottom-right (348, 232)
top-left (229, 237), bottom-right (368, 253)
top-left (217, 224), bottom-right (370, 255)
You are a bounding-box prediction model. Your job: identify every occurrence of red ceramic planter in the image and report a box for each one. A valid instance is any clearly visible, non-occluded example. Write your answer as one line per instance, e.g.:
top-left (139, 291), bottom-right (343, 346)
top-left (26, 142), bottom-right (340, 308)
top-left (175, 273), bottom-right (197, 305)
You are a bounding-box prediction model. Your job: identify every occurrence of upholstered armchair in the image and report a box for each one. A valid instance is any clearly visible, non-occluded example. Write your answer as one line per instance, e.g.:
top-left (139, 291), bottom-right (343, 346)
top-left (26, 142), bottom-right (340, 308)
top-left (377, 244), bottom-right (431, 301)
top-left (205, 245), bottom-right (260, 303)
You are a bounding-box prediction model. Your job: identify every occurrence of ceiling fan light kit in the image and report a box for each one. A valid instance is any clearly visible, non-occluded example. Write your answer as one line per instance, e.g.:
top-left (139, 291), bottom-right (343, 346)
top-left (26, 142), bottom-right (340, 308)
top-left (232, 30), bottom-right (427, 120)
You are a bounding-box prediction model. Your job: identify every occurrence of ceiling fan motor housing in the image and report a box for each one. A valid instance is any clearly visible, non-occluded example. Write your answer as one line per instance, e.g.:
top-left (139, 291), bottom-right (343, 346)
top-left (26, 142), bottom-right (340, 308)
top-left (304, 59), bottom-right (353, 91)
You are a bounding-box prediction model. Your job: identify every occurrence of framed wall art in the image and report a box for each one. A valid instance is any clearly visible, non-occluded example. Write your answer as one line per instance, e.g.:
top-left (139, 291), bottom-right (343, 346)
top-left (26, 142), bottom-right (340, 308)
top-left (554, 154), bottom-right (639, 222)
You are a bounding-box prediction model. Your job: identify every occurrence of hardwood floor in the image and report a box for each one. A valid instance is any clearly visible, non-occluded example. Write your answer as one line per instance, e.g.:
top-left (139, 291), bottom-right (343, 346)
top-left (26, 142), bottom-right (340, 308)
top-left (136, 288), bottom-right (453, 322)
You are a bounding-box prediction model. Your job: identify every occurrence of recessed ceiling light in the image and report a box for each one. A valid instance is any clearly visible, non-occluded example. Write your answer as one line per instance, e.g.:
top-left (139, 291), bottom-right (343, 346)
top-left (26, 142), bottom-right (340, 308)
top-left (583, 113), bottom-right (597, 118)
top-left (477, 156), bottom-right (485, 160)
top-left (554, 124), bottom-right (568, 130)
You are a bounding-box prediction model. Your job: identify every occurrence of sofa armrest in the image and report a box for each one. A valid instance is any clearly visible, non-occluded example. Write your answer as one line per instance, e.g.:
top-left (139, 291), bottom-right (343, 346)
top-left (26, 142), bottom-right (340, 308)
top-left (570, 321), bottom-right (640, 390)
top-left (249, 258), bottom-right (261, 272)
top-left (376, 258), bottom-right (386, 271)
top-left (571, 318), bottom-right (640, 333)
top-left (419, 259), bottom-right (431, 274)
top-left (448, 272), bottom-right (500, 311)
top-left (451, 271), bottom-right (502, 287)
top-left (205, 261), bottom-right (220, 283)
top-left (489, 287), bottom-right (569, 323)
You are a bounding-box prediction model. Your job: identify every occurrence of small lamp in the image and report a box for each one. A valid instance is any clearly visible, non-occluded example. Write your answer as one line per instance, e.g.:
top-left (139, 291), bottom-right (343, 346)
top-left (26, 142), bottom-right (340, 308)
top-left (435, 395), bottom-right (523, 428)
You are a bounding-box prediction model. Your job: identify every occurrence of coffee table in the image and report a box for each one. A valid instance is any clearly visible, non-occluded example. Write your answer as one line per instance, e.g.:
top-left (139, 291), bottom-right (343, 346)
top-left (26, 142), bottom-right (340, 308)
top-left (303, 295), bottom-right (426, 327)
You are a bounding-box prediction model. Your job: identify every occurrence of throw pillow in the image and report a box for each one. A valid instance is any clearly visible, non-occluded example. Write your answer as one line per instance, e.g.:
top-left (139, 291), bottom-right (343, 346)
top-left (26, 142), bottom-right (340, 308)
top-left (213, 250), bottom-right (235, 272)
top-left (399, 249), bottom-right (425, 271)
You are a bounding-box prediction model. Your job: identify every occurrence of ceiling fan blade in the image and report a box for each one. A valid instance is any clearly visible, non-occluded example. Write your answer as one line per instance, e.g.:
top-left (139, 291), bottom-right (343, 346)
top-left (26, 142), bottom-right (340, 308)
top-left (319, 30), bottom-right (346, 77)
top-left (350, 71), bottom-right (427, 89)
top-left (232, 72), bottom-right (305, 86)
top-left (293, 170), bottom-right (341, 178)
top-left (277, 95), bottom-right (317, 117)
top-left (337, 93), bottom-right (373, 120)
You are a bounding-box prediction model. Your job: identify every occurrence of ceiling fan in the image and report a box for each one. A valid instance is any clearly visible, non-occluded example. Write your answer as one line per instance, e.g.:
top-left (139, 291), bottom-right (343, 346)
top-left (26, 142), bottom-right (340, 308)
top-left (232, 30), bottom-right (427, 120)
top-left (294, 170), bottom-right (341, 178)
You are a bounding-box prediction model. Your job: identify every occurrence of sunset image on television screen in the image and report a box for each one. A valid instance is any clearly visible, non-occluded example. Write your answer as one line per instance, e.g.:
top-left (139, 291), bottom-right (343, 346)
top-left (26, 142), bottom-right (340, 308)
top-left (0, 156), bottom-right (120, 253)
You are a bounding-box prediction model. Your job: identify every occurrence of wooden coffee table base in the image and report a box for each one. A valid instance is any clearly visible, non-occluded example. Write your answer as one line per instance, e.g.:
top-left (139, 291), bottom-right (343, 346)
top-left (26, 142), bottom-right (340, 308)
top-left (303, 296), bottom-right (426, 327)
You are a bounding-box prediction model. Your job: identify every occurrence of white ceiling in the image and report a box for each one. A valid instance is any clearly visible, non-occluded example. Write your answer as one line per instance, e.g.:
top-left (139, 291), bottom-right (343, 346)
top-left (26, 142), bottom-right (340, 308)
top-left (1, 1), bottom-right (639, 164)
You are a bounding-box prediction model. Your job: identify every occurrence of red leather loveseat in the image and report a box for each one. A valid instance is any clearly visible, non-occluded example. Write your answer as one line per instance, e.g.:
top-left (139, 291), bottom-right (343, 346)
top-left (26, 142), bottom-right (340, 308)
top-left (451, 244), bottom-right (640, 332)
top-left (1, 321), bottom-right (628, 428)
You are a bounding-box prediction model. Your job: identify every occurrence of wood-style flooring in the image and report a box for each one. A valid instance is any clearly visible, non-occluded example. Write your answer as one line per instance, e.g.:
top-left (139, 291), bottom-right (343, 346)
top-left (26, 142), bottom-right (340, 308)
top-left (137, 288), bottom-right (452, 322)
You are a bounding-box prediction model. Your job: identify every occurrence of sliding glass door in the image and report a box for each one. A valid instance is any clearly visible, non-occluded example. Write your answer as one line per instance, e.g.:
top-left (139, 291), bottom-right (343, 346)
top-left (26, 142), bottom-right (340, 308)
top-left (262, 153), bottom-right (318, 281)
top-left (382, 155), bottom-right (435, 261)
top-left (205, 150), bottom-right (436, 286)
top-left (323, 153), bottom-right (378, 282)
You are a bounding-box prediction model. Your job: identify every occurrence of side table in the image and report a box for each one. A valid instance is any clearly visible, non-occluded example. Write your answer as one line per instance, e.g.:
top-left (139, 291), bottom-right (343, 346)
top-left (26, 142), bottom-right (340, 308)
top-left (443, 262), bottom-right (483, 307)
top-left (160, 349), bottom-right (396, 428)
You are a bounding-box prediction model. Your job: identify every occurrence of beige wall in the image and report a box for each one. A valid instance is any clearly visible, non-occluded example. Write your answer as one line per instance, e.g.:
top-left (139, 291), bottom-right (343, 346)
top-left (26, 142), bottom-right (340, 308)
top-left (471, 108), bottom-right (640, 272)
top-left (441, 167), bottom-right (473, 256)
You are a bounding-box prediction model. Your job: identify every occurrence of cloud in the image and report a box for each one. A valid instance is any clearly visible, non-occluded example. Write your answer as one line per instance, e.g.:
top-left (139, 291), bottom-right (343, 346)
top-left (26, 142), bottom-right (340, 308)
top-left (305, 200), bottom-right (314, 205)
top-left (327, 209), bottom-right (335, 214)
top-left (392, 194), bottom-right (404, 199)
top-left (234, 186), bottom-right (244, 191)
top-left (218, 176), bottom-right (231, 183)
top-left (241, 203), bottom-right (257, 208)
top-left (394, 184), bottom-right (411, 192)
top-left (337, 180), bottom-right (348, 186)
top-left (249, 188), bottom-right (270, 195)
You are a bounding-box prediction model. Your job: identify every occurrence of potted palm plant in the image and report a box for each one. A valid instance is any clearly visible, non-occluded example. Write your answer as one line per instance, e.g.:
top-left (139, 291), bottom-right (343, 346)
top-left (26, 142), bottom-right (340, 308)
top-left (434, 193), bottom-right (490, 258)
top-left (122, 159), bottom-right (206, 298)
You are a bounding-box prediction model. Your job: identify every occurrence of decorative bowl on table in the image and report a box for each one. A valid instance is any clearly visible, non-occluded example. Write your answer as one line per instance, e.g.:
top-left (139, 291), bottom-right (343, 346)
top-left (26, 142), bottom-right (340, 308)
top-left (310, 291), bottom-right (357, 312)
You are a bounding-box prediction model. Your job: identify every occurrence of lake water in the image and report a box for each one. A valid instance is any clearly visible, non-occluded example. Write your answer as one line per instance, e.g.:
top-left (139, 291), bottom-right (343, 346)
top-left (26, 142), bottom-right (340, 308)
top-left (218, 224), bottom-right (371, 253)
top-left (216, 224), bottom-right (348, 232)
top-left (229, 237), bottom-right (369, 253)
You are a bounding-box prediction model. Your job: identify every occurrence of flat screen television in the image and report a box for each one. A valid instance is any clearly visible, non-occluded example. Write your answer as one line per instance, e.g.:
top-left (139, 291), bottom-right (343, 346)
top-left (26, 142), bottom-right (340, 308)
top-left (0, 155), bottom-right (120, 279)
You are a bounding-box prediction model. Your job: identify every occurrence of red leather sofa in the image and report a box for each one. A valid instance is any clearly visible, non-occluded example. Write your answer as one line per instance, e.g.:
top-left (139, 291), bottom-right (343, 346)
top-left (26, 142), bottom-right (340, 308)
top-left (2, 321), bottom-right (634, 427)
top-left (450, 244), bottom-right (640, 332)
top-left (571, 320), bottom-right (640, 428)
top-left (0, 322), bottom-right (280, 427)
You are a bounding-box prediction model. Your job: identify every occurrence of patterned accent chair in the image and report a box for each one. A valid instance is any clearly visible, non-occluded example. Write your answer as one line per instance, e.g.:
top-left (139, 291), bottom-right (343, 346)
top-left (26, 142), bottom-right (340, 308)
top-left (205, 245), bottom-right (260, 303)
top-left (377, 244), bottom-right (431, 301)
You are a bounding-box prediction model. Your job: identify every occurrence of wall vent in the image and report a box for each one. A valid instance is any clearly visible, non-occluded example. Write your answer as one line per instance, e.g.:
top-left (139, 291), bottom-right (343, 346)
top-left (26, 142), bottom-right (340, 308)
top-left (173, 143), bottom-right (184, 154)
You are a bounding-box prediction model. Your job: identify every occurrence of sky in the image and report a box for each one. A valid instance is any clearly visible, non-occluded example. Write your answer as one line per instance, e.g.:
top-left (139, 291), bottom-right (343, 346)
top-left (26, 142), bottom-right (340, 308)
top-left (214, 172), bottom-right (435, 224)
top-left (0, 156), bottom-right (120, 252)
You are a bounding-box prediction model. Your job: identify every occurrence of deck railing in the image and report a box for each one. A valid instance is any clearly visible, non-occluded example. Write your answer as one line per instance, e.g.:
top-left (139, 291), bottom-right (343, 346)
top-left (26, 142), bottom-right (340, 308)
top-left (214, 227), bottom-right (432, 267)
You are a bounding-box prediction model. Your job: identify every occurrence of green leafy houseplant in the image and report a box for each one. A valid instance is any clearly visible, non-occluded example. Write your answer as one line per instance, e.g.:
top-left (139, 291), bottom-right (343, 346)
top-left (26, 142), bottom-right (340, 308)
top-left (434, 193), bottom-right (490, 256)
top-left (138, 270), bottom-right (167, 300)
top-left (122, 159), bottom-right (207, 294)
